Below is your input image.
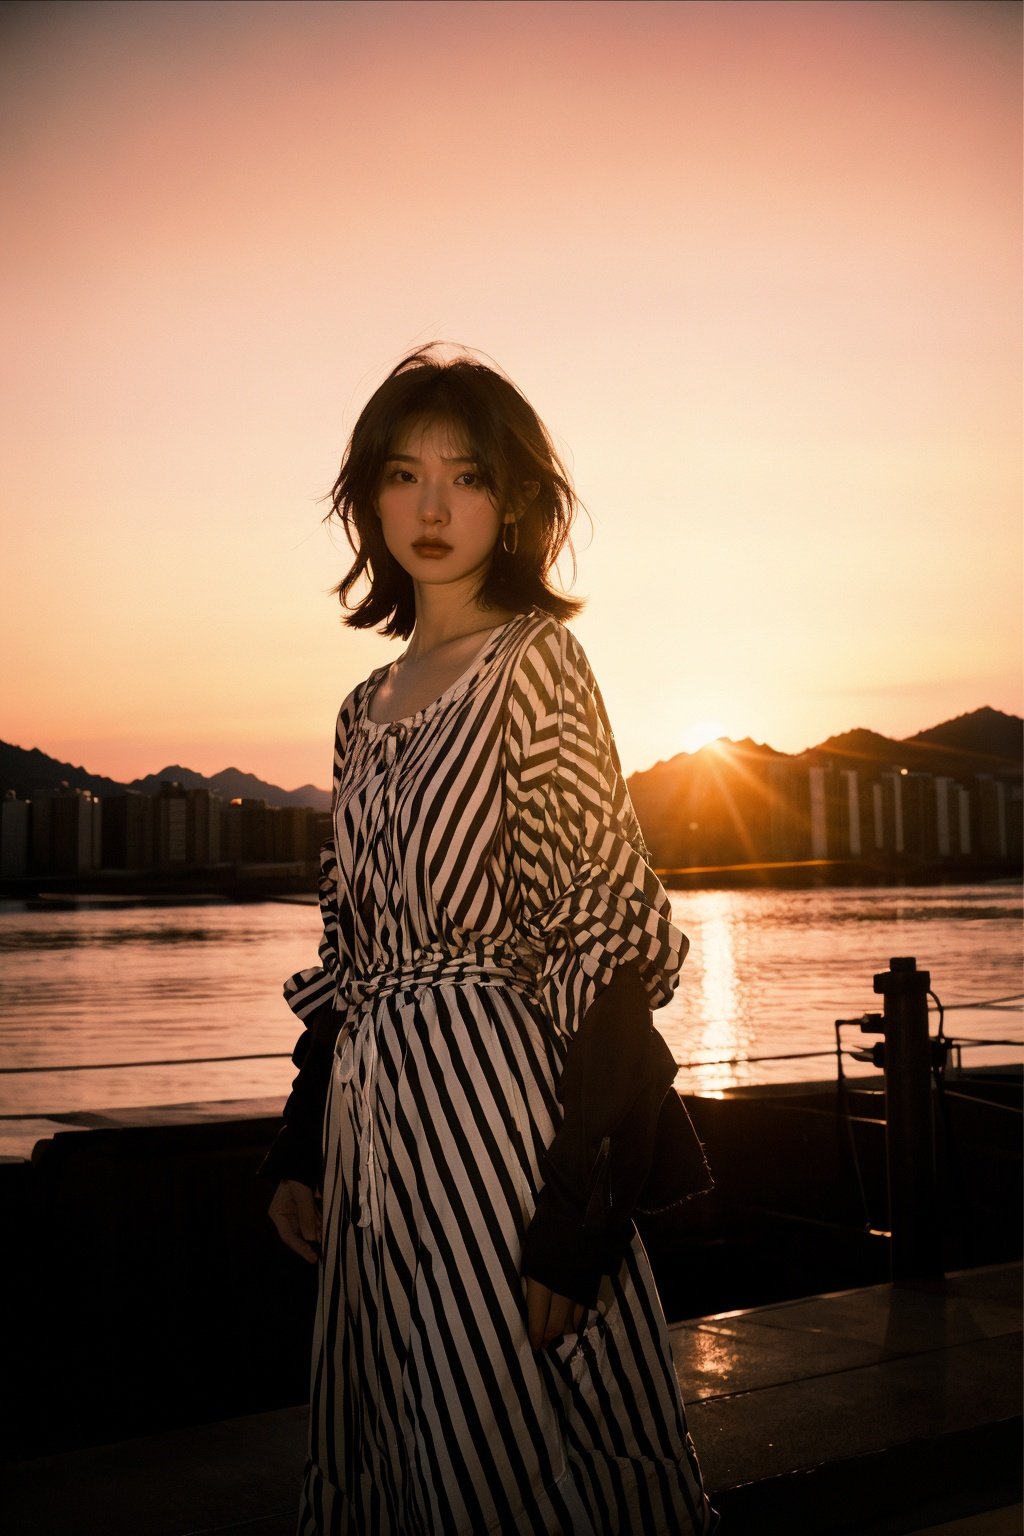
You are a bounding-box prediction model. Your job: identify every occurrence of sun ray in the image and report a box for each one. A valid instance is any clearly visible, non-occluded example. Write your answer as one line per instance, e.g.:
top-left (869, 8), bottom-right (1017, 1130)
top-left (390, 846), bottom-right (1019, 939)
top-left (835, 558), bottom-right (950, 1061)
top-left (682, 719), bottom-right (727, 755)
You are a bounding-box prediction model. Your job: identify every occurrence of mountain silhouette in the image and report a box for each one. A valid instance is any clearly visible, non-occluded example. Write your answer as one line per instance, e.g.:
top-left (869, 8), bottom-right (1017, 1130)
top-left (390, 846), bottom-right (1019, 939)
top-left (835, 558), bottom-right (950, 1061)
top-left (803, 710), bottom-right (1021, 778)
top-left (810, 728), bottom-right (902, 760)
top-left (1, 705), bottom-right (1019, 814)
top-left (0, 743), bottom-right (126, 803)
top-left (0, 742), bottom-right (331, 812)
top-left (128, 765), bottom-right (330, 810)
top-left (907, 706), bottom-right (1021, 762)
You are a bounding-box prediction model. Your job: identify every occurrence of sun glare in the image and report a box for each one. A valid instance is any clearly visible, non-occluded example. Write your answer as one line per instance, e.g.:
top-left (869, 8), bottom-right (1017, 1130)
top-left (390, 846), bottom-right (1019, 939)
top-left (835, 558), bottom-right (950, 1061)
top-left (681, 720), bottom-right (728, 755)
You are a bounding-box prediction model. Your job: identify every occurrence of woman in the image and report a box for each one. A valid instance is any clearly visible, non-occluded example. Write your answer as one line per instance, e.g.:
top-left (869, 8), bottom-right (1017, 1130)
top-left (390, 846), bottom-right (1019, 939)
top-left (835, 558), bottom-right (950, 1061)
top-left (261, 346), bottom-right (717, 1535)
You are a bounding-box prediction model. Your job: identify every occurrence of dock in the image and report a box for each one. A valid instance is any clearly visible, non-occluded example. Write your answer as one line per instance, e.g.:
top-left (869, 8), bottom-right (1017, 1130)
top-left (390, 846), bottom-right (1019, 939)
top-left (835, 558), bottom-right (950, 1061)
top-left (675, 1260), bottom-right (1021, 1533)
top-left (5, 1261), bottom-right (1020, 1535)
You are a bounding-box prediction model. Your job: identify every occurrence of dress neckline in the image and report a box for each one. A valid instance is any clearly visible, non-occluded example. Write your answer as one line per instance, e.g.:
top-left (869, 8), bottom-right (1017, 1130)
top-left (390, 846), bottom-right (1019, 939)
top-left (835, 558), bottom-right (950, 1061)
top-left (359, 611), bottom-right (532, 735)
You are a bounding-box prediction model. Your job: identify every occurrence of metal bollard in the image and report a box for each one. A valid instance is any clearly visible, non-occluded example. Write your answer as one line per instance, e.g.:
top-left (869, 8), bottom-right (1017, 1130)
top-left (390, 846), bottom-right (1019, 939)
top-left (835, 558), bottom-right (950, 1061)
top-left (862, 957), bottom-right (944, 1282)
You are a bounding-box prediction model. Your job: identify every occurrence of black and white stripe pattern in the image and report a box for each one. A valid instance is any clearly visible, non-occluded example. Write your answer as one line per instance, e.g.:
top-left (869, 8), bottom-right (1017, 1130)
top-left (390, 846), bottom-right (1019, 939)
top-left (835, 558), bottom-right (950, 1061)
top-left (289, 610), bottom-right (715, 1534)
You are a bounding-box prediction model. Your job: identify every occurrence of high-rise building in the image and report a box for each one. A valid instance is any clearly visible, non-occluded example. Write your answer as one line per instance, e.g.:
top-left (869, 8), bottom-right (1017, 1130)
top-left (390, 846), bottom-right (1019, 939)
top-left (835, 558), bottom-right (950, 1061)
top-left (957, 786), bottom-right (972, 857)
top-left (29, 786), bottom-right (102, 874)
top-left (875, 771), bottom-right (906, 856)
top-left (153, 782), bottom-right (188, 865)
top-left (221, 798), bottom-right (271, 863)
top-left (973, 775), bottom-right (1009, 861)
top-left (933, 777), bottom-right (955, 859)
top-left (837, 769), bottom-right (862, 857)
top-left (186, 787), bottom-right (222, 865)
top-left (102, 793), bottom-right (154, 869)
top-left (808, 766), bottom-right (828, 859)
top-left (0, 793), bottom-right (29, 877)
top-left (767, 760), bottom-right (811, 861)
top-left (267, 805), bottom-right (307, 863)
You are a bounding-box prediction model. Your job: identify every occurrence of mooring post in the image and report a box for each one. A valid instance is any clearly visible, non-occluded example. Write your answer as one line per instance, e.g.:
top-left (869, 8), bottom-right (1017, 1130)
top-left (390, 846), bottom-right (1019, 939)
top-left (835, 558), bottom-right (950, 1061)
top-left (866, 956), bottom-right (944, 1282)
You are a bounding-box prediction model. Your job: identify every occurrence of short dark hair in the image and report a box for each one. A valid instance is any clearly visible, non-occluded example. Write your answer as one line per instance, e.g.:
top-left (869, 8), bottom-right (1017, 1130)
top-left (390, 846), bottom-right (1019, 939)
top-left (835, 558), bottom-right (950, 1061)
top-left (326, 344), bottom-right (585, 637)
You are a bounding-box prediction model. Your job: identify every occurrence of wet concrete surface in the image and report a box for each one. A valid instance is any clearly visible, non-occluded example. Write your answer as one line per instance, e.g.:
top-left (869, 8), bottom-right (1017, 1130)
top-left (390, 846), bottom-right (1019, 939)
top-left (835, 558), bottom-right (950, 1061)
top-left (4, 1262), bottom-right (1020, 1535)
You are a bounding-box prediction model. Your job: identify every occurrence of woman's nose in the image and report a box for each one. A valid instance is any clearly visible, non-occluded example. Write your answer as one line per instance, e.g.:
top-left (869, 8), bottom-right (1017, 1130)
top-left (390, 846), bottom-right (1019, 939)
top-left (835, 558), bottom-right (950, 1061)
top-left (418, 481), bottom-right (450, 523)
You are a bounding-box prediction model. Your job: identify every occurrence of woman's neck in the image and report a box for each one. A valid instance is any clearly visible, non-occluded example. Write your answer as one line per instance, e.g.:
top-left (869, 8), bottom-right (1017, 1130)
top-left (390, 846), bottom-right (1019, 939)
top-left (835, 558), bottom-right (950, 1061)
top-left (406, 583), bottom-right (517, 662)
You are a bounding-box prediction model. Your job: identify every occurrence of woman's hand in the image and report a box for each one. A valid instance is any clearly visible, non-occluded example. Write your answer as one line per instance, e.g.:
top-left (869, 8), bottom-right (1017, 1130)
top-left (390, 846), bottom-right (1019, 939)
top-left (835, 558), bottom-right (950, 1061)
top-left (268, 1178), bottom-right (322, 1264)
top-left (525, 1276), bottom-right (587, 1351)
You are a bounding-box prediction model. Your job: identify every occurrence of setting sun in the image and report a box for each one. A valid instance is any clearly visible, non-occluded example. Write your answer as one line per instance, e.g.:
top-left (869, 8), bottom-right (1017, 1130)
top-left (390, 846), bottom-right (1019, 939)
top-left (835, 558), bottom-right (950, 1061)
top-left (682, 721), bottom-right (728, 756)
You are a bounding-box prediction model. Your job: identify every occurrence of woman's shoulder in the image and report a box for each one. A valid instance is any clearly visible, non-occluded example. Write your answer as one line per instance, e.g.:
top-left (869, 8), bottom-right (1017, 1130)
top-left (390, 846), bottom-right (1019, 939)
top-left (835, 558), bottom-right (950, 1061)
top-left (507, 610), bottom-right (595, 702)
top-left (501, 615), bottom-right (602, 776)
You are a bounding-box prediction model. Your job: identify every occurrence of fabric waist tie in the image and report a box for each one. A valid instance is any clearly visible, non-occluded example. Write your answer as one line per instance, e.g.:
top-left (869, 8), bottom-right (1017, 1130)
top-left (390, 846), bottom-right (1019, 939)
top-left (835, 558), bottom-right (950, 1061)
top-left (333, 943), bottom-right (539, 1230)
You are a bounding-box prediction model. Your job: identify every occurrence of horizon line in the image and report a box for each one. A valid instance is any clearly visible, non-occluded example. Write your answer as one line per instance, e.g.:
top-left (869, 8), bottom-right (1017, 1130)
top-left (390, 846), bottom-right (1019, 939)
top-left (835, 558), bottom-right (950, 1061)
top-left (3, 700), bottom-right (1022, 799)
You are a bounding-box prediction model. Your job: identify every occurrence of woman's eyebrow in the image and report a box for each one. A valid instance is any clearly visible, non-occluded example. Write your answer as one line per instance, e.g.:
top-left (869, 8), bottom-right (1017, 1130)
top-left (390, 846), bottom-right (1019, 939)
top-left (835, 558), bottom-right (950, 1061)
top-left (384, 453), bottom-right (479, 464)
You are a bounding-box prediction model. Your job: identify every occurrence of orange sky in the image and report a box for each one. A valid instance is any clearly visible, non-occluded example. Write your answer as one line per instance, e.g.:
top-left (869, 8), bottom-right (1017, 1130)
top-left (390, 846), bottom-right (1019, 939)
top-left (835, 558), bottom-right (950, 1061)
top-left (2, 0), bottom-right (1020, 787)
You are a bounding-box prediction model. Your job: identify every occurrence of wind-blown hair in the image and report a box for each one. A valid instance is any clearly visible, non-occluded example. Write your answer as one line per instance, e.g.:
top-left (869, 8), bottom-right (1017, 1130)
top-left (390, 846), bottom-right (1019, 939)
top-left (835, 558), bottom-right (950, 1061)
top-left (327, 345), bottom-right (584, 637)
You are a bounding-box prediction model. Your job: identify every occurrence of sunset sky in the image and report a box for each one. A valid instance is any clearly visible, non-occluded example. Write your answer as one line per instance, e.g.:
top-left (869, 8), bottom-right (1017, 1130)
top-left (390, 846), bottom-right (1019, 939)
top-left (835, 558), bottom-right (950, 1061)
top-left (2, 0), bottom-right (1020, 788)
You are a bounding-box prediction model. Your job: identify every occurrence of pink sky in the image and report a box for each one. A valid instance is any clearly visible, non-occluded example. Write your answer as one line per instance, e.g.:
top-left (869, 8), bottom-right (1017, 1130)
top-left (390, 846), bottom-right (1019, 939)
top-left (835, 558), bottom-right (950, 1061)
top-left (2, 0), bottom-right (1020, 787)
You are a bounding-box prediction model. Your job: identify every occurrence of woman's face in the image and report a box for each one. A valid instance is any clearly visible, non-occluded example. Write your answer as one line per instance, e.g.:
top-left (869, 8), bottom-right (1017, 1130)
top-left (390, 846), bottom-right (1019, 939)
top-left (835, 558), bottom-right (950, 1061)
top-left (376, 417), bottom-right (504, 590)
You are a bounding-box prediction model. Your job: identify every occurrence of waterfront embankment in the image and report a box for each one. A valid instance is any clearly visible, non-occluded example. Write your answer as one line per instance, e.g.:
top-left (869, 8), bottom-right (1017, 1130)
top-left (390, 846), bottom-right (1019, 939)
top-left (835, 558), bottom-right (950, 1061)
top-left (2, 1073), bottom-right (1019, 1479)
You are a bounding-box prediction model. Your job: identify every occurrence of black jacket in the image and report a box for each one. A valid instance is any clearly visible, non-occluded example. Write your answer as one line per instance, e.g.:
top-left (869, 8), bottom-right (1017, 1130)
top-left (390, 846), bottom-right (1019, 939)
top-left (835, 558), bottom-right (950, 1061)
top-left (520, 959), bottom-right (713, 1307)
top-left (258, 961), bottom-right (712, 1308)
top-left (256, 997), bottom-right (342, 1190)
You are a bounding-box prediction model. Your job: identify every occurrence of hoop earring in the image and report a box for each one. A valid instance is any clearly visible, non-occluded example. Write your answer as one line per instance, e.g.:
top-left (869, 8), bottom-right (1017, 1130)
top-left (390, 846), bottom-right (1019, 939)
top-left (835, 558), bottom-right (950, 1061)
top-left (502, 517), bottom-right (519, 556)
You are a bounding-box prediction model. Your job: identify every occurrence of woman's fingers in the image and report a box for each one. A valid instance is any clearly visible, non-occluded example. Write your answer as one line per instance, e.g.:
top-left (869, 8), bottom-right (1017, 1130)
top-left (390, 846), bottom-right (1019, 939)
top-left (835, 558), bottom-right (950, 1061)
top-left (526, 1276), bottom-right (550, 1350)
top-left (525, 1277), bottom-right (588, 1350)
top-left (542, 1291), bottom-right (584, 1347)
top-left (269, 1179), bottom-right (322, 1264)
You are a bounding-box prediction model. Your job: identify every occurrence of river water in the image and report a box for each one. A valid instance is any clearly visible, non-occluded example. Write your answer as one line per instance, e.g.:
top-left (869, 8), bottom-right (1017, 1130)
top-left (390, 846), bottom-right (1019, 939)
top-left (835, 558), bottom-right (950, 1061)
top-left (0, 883), bottom-right (1019, 1117)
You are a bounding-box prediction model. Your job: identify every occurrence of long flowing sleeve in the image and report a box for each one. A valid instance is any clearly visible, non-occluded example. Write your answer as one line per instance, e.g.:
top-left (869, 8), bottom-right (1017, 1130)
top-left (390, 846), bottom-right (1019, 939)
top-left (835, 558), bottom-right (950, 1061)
top-left (257, 702), bottom-right (353, 1189)
top-left (506, 620), bottom-right (699, 1305)
top-left (256, 842), bottom-right (346, 1188)
top-left (507, 620), bottom-right (689, 1035)
top-left (282, 841), bottom-right (344, 1022)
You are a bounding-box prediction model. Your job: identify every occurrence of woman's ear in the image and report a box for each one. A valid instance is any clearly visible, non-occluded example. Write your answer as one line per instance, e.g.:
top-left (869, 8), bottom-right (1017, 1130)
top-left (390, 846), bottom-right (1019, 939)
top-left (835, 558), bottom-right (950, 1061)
top-left (519, 481), bottom-right (540, 512)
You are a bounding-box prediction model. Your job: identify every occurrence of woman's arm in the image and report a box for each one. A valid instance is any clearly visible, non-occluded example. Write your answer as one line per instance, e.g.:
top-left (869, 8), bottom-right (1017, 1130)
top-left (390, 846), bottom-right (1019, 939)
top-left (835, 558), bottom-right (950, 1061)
top-left (506, 622), bottom-right (704, 1325)
top-left (259, 823), bottom-right (347, 1267)
top-left (256, 993), bottom-right (343, 1189)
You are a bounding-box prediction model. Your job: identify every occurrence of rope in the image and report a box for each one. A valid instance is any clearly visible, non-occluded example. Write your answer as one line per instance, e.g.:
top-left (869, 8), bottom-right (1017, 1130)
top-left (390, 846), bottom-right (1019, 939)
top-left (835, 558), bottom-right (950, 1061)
top-left (0, 1051), bottom-right (291, 1075)
top-left (937, 994), bottom-right (1024, 1010)
top-left (679, 1047), bottom-right (871, 1070)
top-left (3, 993), bottom-right (1019, 1078)
top-left (945, 1035), bottom-right (1024, 1049)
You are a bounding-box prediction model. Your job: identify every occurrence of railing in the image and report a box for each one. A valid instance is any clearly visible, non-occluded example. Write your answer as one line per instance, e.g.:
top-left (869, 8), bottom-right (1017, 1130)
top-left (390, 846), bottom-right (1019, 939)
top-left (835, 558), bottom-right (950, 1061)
top-left (663, 990), bottom-right (1024, 1076)
top-left (0, 993), bottom-right (1019, 1104)
top-left (0, 1051), bottom-right (290, 1075)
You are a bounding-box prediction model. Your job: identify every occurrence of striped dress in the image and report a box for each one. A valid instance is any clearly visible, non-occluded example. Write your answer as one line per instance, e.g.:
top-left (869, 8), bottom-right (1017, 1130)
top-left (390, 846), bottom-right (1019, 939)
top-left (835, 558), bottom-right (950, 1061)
top-left (285, 609), bottom-right (715, 1535)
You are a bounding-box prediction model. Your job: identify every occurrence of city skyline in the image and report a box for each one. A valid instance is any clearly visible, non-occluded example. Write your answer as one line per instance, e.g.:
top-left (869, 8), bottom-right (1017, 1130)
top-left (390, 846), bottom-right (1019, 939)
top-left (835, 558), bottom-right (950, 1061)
top-left (4, 700), bottom-right (1018, 884)
top-left (2, 1), bottom-right (1020, 785)
top-left (2, 700), bottom-right (1019, 811)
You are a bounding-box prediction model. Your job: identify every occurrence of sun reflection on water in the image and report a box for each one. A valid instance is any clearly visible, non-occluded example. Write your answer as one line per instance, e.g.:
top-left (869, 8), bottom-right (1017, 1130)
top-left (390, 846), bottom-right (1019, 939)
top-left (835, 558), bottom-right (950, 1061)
top-left (0, 886), bottom-right (1019, 1117)
top-left (662, 891), bottom-right (761, 1096)
top-left (697, 894), bottom-right (739, 1043)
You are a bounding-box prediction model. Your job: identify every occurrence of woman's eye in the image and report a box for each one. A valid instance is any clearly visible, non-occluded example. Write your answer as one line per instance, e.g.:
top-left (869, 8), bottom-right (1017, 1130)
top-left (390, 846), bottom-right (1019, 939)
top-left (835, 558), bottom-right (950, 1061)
top-left (456, 471), bottom-right (482, 488)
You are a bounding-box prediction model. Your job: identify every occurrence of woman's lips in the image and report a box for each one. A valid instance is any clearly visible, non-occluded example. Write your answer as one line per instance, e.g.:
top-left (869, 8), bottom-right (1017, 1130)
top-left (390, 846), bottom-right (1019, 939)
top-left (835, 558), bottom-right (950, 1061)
top-left (412, 541), bottom-right (452, 557)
